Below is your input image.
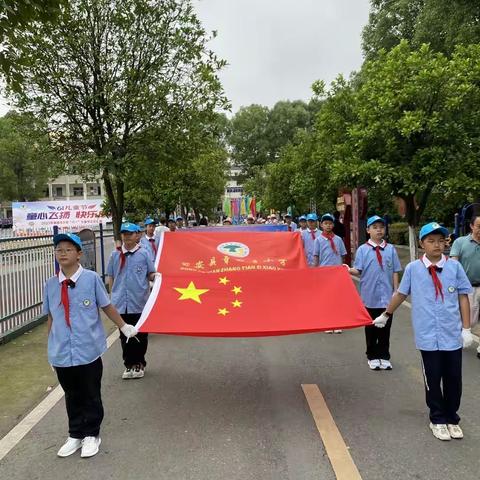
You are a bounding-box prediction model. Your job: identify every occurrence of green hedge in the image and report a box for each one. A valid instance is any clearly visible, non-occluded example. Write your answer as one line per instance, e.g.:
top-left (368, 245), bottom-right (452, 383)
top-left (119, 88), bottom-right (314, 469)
top-left (388, 222), bottom-right (409, 245)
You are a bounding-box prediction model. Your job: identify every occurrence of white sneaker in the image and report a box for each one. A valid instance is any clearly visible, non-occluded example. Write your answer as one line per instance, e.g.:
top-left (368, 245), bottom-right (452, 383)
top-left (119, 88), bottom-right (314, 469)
top-left (447, 424), bottom-right (463, 439)
top-left (324, 330), bottom-right (334, 334)
top-left (57, 437), bottom-right (82, 457)
top-left (429, 423), bottom-right (451, 441)
top-left (368, 359), bottom-right (381, 370)
top-left (379, 360), bottom-right (393, 370)
top-left (333, 330), bottom-right (343, 334)
top-left (81, 436), bottom-right (101, 458)
top-left (122, 367), bottom-right (133, 379)
top-left (131, 364), bottom-right (145, 379)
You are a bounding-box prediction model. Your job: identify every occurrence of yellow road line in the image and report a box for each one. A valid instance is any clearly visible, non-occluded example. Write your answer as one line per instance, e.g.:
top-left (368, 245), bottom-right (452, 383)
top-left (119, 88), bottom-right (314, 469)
top-left (302, 384), bottom-right (362, 480)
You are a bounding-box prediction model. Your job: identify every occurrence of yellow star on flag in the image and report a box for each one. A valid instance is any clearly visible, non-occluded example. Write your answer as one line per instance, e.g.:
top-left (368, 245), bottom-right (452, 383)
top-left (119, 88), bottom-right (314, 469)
top-left (218, 308), bottom-right (229, 316)
top-left (231, 300), bottom-right (242, 308)
top-left (174, 281), bottom-right (209, 304)
top-left (231, 286), bottom-right (242, 295)
top-left (219, 276), bottom-right (230, 285)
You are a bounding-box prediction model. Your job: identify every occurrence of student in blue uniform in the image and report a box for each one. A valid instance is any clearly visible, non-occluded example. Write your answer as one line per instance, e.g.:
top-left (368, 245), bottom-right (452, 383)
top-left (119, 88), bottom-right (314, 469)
top-left (106, 222), bottom-right (156, 380)
top-left (140, 217), bottom-right (160, 262)
top-left (43, 233), bottom-right (137, 458)
top-left (373, 222), bottom-right (473, 441)
top-left (298, 215), bottom-right (307, 231)
top-left (314, 213), bottom-right (348, 333)
top-left (301, 213), bottom-right (320, 266)
top-left (313, 213), bottom-right (347, 266)
top-left (348, 215), bottom-right (402, 368)
top-left (284, 213), bottom-right (297, 232)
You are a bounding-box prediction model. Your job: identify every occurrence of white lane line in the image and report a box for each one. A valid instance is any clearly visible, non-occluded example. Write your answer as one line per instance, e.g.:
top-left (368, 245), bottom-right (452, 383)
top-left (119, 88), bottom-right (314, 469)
top-left (0, 329), bottom-right (120, 462)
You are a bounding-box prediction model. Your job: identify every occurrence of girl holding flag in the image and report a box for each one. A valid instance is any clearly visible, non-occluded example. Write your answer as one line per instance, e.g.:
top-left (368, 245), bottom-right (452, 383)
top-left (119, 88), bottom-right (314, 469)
top-left (43, 233), bottom-right (137, 458)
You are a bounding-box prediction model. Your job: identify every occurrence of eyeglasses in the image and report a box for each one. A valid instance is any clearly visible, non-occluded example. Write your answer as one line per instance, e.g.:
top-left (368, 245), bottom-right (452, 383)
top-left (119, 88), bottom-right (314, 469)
top-left (55, 248), bottom-right (76, 254)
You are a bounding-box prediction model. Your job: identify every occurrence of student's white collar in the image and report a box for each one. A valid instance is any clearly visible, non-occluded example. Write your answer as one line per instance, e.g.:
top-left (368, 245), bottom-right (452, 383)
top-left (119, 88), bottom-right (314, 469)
top-left (58, 264), bottom-right (84, 283)
top-left (121, 243), bottom-right (140, 254)
top-left (421, 254), bottom-right (447, 268)
top-left (307, 228), bottom-right (318, 233)
top-left (367, 239), bottom-right (387, 249)
top-left (144, 234), bottom-right (155, 240)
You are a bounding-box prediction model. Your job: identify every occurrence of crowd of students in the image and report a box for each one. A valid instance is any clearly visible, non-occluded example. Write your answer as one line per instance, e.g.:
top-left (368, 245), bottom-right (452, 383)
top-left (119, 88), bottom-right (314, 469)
top-left (41, 211), bottom-right (477, 458)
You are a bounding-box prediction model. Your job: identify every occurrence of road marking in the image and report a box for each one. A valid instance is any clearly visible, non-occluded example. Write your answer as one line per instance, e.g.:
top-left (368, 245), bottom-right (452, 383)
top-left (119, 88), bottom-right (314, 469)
top-left (0, 329), bottom-right (119, 462)
top-left (302, 384), bottom-right (362, 480)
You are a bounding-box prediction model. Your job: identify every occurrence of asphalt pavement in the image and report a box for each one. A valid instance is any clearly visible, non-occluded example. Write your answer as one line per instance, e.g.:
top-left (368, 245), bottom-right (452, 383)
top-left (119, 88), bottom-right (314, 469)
top-left (1, 300), bottom-right (480, 480)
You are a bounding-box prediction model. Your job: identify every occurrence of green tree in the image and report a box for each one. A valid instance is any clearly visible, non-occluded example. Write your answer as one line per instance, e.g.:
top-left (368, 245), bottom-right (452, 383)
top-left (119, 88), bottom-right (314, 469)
top-left (6, 0), bottom-right (228, 238)
top-left (0, 1), bottom-right (64, 81)
top-left (0, 111), bottom-right (55, 201)
top-left (229, 100), bottom-right (312, 179)
top-left (363, 0), bottom-right (480, 58)
top-left (332, 41), bottom-right (480, 258)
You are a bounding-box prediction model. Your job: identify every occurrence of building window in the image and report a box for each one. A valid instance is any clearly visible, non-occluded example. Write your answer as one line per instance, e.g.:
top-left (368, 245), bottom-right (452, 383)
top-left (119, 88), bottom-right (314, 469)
top-left (55, 187), bottom-right (63, 197)
top-left (73, 186), bottom-right (84, 197)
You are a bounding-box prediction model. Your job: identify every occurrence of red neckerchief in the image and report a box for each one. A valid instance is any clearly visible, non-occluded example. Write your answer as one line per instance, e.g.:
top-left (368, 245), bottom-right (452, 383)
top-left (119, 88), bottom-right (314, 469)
top-left (60, 279), bottom-right (75, 329)
top-left (423, 255), bottom-right (446, 302)
top-left (288, 225), bottom-right (292, 232)
top-left (428, 265), bottom-right (444, 301)
top-left (148, 238), bottom-right (158, 256)
top-left (309, 229), bottom-right (317, 241)
top-left (322, 232), bottom-right (337, 254)
top-left (367, 240), bottom-right (386, 269)
top-left (117, 246), bottom-right (126, 270)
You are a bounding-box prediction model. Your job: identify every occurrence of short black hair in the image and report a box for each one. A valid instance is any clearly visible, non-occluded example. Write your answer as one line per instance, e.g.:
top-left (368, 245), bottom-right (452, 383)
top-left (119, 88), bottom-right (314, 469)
top-left (470, 215), bottom-right (480, 225)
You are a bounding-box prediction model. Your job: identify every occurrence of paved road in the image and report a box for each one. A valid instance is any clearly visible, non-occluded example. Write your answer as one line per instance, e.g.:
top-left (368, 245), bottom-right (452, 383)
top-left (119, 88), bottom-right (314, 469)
top-left (1, 301), bottom-right (480, 480)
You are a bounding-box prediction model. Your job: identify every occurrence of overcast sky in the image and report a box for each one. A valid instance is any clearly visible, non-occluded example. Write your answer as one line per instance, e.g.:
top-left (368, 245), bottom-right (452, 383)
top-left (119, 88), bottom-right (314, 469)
top-left (0, 0), bottom-right (371, 116)
top-left (194, 0), bottom-right (371, 113)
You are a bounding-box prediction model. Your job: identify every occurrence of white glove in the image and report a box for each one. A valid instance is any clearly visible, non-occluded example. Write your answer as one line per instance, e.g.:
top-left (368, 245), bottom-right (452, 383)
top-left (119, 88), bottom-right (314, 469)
top-left (372, 313), bottom-right (390, 328)
top-left (120, 324), bottom-right (138, 338)
top-left (462, 328), bottom-right (474, 348)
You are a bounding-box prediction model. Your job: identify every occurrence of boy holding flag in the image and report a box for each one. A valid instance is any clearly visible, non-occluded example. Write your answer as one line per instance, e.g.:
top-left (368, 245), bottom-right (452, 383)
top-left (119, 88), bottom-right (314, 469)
top-left (372, 222), bottom-right (473, 441)
top-left (301, 213), bottom-right (320, 266)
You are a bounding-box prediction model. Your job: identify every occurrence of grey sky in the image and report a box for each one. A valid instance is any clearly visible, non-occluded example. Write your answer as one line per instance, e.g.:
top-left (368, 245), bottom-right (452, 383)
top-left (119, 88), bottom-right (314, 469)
top-left (0, 0), bottom-right (371, 116)
top-left (194, 0), bottom-right (371, 113)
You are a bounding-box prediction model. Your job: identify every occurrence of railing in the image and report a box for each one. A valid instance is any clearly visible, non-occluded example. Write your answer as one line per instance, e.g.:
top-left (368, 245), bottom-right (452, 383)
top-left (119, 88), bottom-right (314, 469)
top-left (0, 229), bottom-right (116, 340)
top-left (0, 235), bottom-right (55, 336)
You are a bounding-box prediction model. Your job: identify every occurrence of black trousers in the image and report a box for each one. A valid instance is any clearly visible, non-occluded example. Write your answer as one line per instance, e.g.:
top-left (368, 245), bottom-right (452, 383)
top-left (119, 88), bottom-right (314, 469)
top-left (365, 307), bottom-right (393, 360)
top-left (56, 357), bottom-right (104, 439)
top-left (120, 313), bottom-right (148, 368)
top-left (420, 349), bottom-right (462, 425)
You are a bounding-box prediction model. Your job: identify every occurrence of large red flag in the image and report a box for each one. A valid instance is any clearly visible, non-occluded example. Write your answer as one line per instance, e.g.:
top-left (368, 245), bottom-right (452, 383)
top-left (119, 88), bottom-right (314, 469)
top-left (156, 231), bottom-right (307, 275)
top-left (136, 266), bottom-right (372, 336)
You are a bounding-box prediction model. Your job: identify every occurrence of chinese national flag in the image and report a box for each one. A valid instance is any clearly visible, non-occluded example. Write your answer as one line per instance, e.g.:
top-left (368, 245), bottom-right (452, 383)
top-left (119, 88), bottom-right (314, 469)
top-left (136, 266), bottom-right (372, 336)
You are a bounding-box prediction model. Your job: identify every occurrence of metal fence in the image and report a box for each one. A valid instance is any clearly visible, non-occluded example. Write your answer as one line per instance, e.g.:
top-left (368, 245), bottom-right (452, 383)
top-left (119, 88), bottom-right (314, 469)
top-left (0, 229), bottom-right (115, 339)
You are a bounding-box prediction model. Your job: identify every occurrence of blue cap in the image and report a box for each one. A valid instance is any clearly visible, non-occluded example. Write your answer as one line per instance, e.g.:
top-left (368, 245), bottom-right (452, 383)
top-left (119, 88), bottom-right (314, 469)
top-left (298, 215), bottom-right (307, 221)
top-left (367, 215), bottom-right (385, 228)
top-left (53, 233), bottom-right (82, 250)
top-left (419, 222), bottom-right (449, 241)
top-left (306, 213), bottom-right (318, 221)
top-left (321, 213), bottom-right (335, 223)
top-left (176, 216), bottom-right (183, 221)
top-left (120, 222), bottom-right (138, 233)
top-left (144, 217), bottom-right (156, 225)
top-left (167, 217), bottom-right (176, 223)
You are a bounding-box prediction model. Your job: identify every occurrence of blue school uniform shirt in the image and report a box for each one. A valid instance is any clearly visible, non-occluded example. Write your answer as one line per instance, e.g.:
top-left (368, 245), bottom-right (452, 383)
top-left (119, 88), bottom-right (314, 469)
top-left (354, 240), bottom-right (402, 308)
top-left (140, 234), bottom-right (160, 262)
top-left (286, 222), bottom-right (297, 232)
top-left (106, 244), bottom-right (155, 314)
top-left (42, 265), bottom-right (111, 367)
top-left (301, 228), bottom-right (321, 266)
top-left (398, 255), bottom-right (472, 351)
top-left (313, 234), bottom-right (347, 266)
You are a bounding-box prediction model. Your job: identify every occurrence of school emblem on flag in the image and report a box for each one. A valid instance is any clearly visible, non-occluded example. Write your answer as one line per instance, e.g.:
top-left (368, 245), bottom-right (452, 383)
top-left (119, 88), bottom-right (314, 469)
top-left (216, 242), bottom-right (250, 258)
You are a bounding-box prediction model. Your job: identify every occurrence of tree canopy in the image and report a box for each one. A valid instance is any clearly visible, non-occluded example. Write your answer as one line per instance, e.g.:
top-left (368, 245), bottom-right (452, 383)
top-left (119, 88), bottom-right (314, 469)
top-left (6, 0), bottom-right (228, 236)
